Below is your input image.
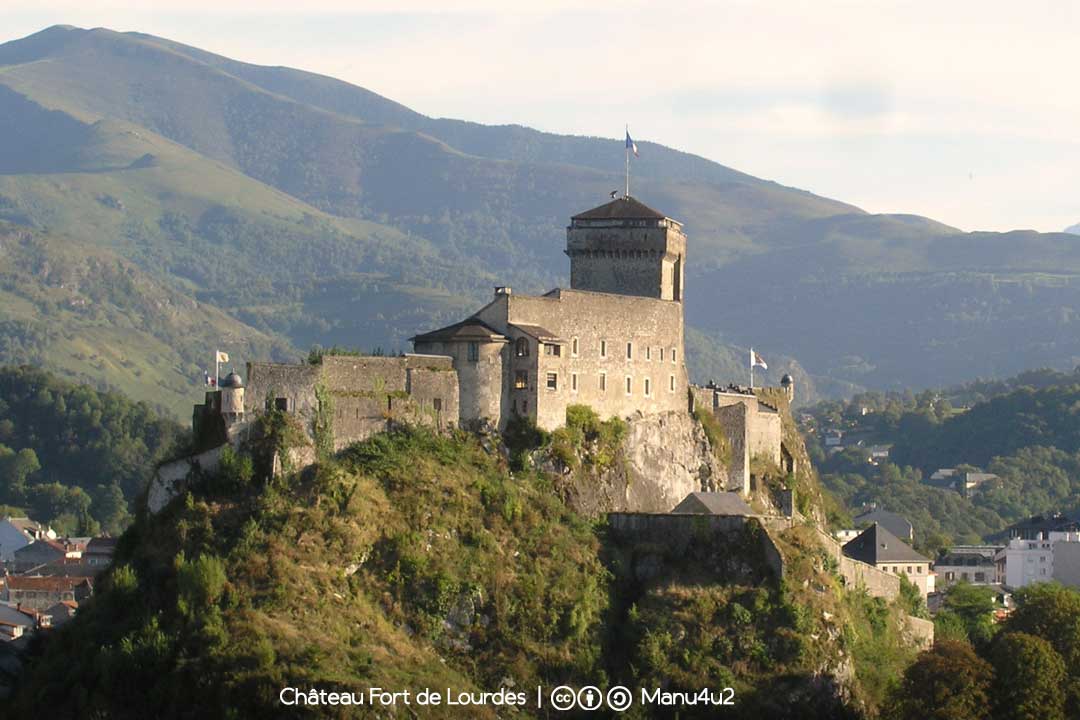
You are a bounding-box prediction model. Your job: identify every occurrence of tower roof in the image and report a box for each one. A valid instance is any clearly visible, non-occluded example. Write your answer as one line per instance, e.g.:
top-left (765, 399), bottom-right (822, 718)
top-left (571, 196), bottom-right (669, 221)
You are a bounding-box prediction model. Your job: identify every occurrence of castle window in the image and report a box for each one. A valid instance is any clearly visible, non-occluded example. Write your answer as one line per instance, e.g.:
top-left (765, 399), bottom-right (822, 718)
top-left (572, 337), bottom-right (579, 356)
top-left (544, 343), bottom-right (561, 357)
top-left (600, 340), bottom-right (607, 358)
top-left (521, 400), bottom-right (528, 414)
top-left (671, 348), bottom-right (677, 364)
top-left (626, 342), bottom-right (633, 360)
top-left (660, 348), bottom-right (665, 361)
top-left (515, 371), bottom-right (528, 390)
top-left (546, 372), bottom-right (558, 391)
top-left (515, 337), bottom-right (529, 357)
top-left (433, 398), bottom-right (442, 412)
top-left (599, 372), bottom-right (607, 392)
top-left (571, 373), bottom-right (578, 392)
top-left (468, 342), bottom-right (480, 362)
top-left (646, 347), bottom-right (651, 361)
top-left (274, 397), bottom-right (291, 412)
top-left (626, 376), bottom-right (632, 395)
top-left (670, 375), bottom-right (676, 392)
top-left (644, 378), bottom-right (651, 396)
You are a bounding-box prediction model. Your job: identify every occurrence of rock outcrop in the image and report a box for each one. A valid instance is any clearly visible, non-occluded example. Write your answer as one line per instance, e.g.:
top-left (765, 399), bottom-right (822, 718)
top-left (553, 410), bottom-right (721, 516)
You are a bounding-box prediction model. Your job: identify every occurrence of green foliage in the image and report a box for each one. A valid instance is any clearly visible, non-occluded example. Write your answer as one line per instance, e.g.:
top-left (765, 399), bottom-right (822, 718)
top-left (885, 640), bottom-right (993, 720)
top-left (501, 413), bottom-right (548, 472)
top-left (312, 382), bottom-right (334, 462)
top-left (0, 365), bottom-right (183, 531)
top-left (175, 553), bottom-right (228, 619)
top-left (897, 573), bottom-right (929, 619)
top-left (989, 632), bottom-right (1066, 720)
top-left (547, 404), bottom-right (627, 473)
top-left (694, 406), bottom-right (732, 466)
top-left (935, 582), bottom-right (998, 648)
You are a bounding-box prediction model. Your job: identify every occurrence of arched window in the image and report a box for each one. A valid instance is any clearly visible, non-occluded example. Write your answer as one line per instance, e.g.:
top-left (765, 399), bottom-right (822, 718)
top-left (515, 337), bottom-right (530, 357)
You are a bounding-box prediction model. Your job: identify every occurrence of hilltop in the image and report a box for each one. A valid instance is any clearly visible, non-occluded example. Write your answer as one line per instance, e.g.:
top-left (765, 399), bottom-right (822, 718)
top-left (3, 25), bottom-right (1080, 409)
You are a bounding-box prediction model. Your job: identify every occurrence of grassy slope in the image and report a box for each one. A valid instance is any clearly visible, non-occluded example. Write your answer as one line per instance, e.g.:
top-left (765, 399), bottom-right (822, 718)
top-left (0, 222), bottom-right (285, 413)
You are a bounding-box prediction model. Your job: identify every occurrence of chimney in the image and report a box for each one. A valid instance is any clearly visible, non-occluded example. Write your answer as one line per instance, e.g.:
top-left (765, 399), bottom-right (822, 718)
top-left (494, 286), bottom-right (512, 297)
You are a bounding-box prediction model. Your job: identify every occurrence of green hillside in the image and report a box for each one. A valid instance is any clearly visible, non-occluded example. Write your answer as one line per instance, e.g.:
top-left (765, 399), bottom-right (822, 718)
top-left (3, 24), bottom-right (1080, 403)
top-left (805, 368), bottom-right (1080, 547)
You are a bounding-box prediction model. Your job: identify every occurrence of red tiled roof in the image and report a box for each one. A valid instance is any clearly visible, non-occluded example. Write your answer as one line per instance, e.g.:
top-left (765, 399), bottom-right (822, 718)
top-left (5, 576), bottom-right (90, 592)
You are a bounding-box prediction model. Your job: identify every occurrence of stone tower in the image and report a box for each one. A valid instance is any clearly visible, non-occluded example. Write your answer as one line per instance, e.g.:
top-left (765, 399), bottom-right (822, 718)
top-left (220, 371), bottom-right (245, 425)
top-left (566, 196), bottom-right (686, 301)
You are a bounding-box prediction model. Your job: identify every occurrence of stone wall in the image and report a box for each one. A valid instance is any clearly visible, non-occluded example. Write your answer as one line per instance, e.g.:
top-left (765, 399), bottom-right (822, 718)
top-left (147, 444), bottom-right (228, 513)
top-left (807, 522), bottom-right (901, 600)
top-left (606, 512), bottom-right (784, 582)
top-left (245, 354), bottom-right (458, 452)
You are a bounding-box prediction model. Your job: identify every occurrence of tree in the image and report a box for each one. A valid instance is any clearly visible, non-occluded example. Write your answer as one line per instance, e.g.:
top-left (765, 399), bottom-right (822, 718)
top-left (1005, 584), bottom-right (1080, 666)
top-left (935, 583), bottom-right (997, 648)
top-left (1003, 584), bottom-right (1080, 714)
top-left (989, 632), bottom-right (1066, 720)
top-left (92, 482), bottom-right (130, 535)
top-left (0, 446), bottom-right (40, 502)
top-left (885, 640), bottom-right (993, 720)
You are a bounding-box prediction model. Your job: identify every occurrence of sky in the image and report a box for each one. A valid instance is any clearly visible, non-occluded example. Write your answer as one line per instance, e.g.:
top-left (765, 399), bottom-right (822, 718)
top-left (4, 0), bottom-right (1079, 233)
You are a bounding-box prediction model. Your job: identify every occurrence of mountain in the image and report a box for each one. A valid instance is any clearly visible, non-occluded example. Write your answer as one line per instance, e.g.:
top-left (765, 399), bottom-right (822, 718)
top-left (1, 25), bottom-right (1079, 412)
top-left (1066, 223), bottom-right (1080, 235)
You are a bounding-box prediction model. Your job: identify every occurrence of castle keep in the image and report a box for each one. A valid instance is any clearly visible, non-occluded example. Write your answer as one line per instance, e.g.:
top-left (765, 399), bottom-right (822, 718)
top-left (412, 196), bottom-right (687, 431)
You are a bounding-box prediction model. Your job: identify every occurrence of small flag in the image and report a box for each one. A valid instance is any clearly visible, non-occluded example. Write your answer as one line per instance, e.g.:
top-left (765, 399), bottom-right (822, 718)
top-left (625, 129), bottom-right (639, 157)
top-left (216, 350), bottom-right (229, 364)
top-left (204, 370), bottom-right (212, 386)
top-left (751, 349), bottom-right (768, 370)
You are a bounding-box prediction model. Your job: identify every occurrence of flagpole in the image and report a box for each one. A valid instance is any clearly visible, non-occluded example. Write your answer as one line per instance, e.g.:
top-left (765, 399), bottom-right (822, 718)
top-left (625, 124), bottom-right (630, 198)
top-left (749, 348), bottom-right (754, 389)
top-left (215, 350), bottom-right (220, 390)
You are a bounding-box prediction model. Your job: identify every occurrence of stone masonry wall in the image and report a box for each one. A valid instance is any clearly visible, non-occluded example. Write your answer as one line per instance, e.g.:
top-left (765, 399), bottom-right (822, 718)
top-left (566, 223), bottom-right (686, 301)
top-left (606, 513), bottom-right (784, 582)
top-left (505, 289), bottom-right (687, 431)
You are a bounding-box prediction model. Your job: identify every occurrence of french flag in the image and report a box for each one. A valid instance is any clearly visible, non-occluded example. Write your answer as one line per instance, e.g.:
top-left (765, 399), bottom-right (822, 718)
top-left (625, 129), bottom-right (639, 157)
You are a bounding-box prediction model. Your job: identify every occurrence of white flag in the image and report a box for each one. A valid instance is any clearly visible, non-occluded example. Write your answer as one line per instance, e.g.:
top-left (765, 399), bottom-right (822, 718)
top-left (216, 350), bottom-right (229, 364)
top-left (751, 348), bottom-right (767, 370)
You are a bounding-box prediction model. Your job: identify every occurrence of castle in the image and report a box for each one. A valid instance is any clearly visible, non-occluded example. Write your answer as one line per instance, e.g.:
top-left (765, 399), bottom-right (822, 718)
top-left (411, 196), bottom-right (688, 431)
top-left (173, 196), bottom-right (788, 511)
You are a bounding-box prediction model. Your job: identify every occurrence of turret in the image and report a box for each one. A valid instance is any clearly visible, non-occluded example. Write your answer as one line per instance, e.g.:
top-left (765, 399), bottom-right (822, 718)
top-left (781, 373), bottom-right (794, 403)
top-left (220, 371), bottom-right (245, 424)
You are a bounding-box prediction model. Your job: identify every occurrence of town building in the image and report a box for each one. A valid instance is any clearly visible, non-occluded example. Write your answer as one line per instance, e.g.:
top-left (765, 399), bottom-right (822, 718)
top-left (0, 517), bottom-right (55, 563)
top-left (853, 506), bottom-right (914, 543)
top-left (843, 523), bottom-right (935, 597)
top-left (935, 546), bottom-right (1002, 588)
top-left (0, 576), bottom-right (93, 611)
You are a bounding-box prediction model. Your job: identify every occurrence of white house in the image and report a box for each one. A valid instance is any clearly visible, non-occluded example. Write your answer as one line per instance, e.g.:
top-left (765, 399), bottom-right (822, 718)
top-left (997, 531), bottom-right (1080, 589)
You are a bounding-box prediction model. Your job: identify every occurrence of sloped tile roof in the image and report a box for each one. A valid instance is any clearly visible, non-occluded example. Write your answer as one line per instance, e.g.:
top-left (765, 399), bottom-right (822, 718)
top-left (571, 196), bottom-right (667, 221)
top-left (843, 523), bottom-right (929, 565)
top-left (671, 492), bottom-right (753, 516)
